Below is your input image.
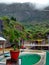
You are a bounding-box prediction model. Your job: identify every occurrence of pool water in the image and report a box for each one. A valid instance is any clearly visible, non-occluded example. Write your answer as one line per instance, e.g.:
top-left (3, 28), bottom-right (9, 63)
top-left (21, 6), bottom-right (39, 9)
top-left (19, 54), bottom-right (41, 65)
top-left (46, 51), bottom-right (49, 65)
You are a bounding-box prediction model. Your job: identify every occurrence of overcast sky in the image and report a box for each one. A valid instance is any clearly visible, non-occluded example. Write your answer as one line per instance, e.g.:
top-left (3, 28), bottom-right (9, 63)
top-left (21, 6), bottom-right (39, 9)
top-left (0, 0), bottom-right (49, 9)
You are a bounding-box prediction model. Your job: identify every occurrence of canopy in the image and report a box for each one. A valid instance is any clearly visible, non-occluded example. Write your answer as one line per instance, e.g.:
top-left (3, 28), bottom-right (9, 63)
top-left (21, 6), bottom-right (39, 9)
top-left (0, 37), bottom-right (6, 41)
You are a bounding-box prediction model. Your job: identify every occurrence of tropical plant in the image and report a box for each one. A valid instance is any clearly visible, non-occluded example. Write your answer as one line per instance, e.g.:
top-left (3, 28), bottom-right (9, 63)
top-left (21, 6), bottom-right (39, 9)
top-left (3, 19), bottom-right (21, 51)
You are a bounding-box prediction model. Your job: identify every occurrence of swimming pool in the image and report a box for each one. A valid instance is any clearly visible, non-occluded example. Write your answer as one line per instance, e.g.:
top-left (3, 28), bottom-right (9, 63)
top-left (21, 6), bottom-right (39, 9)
top-left (0, 50), bottom-right (46, 65)
top-left (46, 51), bottom-right (49, 65)
top-left (19, 53), bottom-right (41, 65)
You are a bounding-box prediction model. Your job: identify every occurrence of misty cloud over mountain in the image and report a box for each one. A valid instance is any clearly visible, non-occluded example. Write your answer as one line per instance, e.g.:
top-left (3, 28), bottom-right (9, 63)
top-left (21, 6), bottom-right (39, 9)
top-left (0, 3), bottom-right (49, 22)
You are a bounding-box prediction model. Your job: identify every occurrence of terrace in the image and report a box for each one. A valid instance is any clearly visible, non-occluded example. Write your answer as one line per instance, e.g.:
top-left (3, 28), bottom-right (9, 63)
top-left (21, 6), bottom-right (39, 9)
top-left (0, 37), bottom-right (46, 65)
top-left (0, 49), bottom-right (46, 65)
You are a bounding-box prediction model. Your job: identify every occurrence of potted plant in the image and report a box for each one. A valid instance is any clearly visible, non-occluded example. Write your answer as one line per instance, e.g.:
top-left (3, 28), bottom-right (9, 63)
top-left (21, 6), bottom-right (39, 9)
top-left (2, 19), bottom-right (21, 60)
top-left (10, 39), bottom-right (20, 60)
top-left (8, 29), bottom-right (21, 60)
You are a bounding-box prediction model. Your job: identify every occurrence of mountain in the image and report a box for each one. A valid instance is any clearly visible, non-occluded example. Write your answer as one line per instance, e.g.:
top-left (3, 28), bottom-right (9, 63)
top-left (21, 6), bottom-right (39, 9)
top-left (0, 3), bottom-right (49, 22)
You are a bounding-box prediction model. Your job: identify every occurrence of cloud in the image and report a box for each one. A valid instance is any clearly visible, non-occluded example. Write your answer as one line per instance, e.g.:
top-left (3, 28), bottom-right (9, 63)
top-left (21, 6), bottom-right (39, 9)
top-left (34, 0), bottom-right (49, 10)
top-left (0, 0), bottom-right (49, 10)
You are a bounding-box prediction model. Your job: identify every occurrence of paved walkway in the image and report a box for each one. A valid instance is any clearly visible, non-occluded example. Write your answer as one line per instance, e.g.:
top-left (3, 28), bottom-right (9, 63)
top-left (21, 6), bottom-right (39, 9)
top-left (0, 48), bottom-right (12, 65)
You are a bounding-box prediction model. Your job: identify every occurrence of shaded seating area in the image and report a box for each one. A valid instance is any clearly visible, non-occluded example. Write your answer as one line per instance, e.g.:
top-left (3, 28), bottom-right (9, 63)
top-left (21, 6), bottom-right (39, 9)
top-left (30, 45), bottom-right (49, 50)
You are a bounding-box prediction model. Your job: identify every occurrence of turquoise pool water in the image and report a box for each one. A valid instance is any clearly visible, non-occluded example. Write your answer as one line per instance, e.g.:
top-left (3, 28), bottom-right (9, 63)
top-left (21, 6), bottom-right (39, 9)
top-left (19, 54), bottom-right (41, 65)
top-left (46, 51), bottom-right (49, 65)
